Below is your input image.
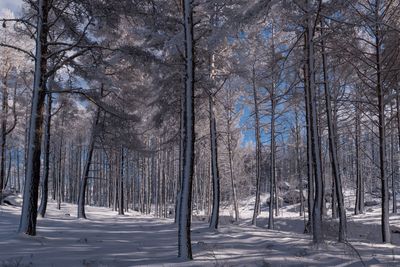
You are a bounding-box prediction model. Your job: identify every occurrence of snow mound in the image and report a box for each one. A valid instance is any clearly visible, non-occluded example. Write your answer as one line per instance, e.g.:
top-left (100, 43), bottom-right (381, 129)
top-left (3, 194), bottom-right (23, 206)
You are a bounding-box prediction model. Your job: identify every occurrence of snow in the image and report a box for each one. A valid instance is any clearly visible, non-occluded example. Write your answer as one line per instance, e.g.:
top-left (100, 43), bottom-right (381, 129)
top-left (0, 198), bottom-right (399, 266)
top-left (3, 193), bottom-right (23, 206)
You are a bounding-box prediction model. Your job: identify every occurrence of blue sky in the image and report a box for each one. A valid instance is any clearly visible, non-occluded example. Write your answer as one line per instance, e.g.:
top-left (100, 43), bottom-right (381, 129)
top-left (0, 0), bottom-right (22, 13)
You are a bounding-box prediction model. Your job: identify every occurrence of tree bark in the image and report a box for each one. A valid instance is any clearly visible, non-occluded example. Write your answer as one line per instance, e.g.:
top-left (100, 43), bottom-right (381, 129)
top-left (56, 116), bottom-right (64, 210)
top-left (374, 3), bottom-right (391, 242)
top-left (303, 29), bottom-right (314, 235)
top-left (0, 71), bottom-right (9, 197)
top-left (390, 105), bottom-right (397, 215)
top-left (178, 0), bottom-right (195, 259)
top-left (118, 147), bottom-right (124, 215)
top-left (354, 96), bottom-right (364, 215)
top-left (306, 6), bottom-right (324, 243)
top-left (394, 90), bottom-right (400, 214)
top-left (209, 94), bottom-right (220, 229)
top-left (175, 90), bottom-right (185, 223)
top-left (268, 96), bottom-right (276, 229)
top-left (251, 65), bottom-right (262, 226)
top-left (77, 106), bottom-right (100, 219)
top-left (18, 0), bottom-right (49, 236)
top-left (321, 23), bottom-right (347, 242)
top-left (227, 117), bottom-right (239, 221)
top-left (295, 110), bottom-right (304, 217)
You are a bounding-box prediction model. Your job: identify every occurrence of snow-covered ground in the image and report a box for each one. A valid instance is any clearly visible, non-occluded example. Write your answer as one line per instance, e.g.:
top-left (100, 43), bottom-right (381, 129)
top-left (0, 196), bottom-right (399, 267)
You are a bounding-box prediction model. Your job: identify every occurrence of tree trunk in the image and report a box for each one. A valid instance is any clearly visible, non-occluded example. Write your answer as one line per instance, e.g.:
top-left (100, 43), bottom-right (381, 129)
top-left (18, 0), bottom-right (49, 236)
top-left (175, 89), bottom-right (185, 223)
top-left (16, 148), bottom-right (20, 192)
top-left (178, 0), bottom-right (195, 259)
top-left (354, 96), bottom-right (364, 215)
top-left (118, 147), bottom-right (124, 215)
top-left (227, 120), bottom-right (239, 222)
top-left (390, 106), bottom-right (397, 215)
top-left (56, 116), bottom-right (64, 210)
top-left (77, 107), bottom-right (100, 219)
top-left (209, 94), bottom-right (220, 229)
top-left (295, 110), bottom-right (304, 217)
top-left (374, 6), bottom-right (391, 242)
top-left (268, 97), bottom-right (276, 229)
top-left (306, 8), bottom-right (324, 243)
top-left (331, 179), bottom-right (337, 219)
top-left (394, 91), bottom-right (400, 214)
top-left (0, 72), bottom-right (9, 198)
top-left (303, 29), bottom-right (314, 235)
top-left (321, 23), bottom-right (347, 242)
top-left (4, 151), bottom-right (11, 189)
top-left (251, 65), bottom-right (262, 226)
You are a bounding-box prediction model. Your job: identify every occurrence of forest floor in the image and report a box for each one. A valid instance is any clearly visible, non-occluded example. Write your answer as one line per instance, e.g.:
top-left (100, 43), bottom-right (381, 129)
top-left (0, 196), bottom-right (399, 266)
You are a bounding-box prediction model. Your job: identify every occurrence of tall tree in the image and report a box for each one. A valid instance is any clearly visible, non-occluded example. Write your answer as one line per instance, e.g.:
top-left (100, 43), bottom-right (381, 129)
top-left (321, 19), bottom-right (347, 242)
top-left (305, 0), bottom-right (324, 243)
top-left (208, 93), bottom-right (220, 229)
top-left (77, 102), bottom-right (101, 219)
top-left (178, 0), bottom-right (195, 260)
top-left (18, 0), bottom-right (49, 235)
top-left (38, 92), bottom-right (52, 217)
top-left (250, 62), bottom-right (262, 226)
top-left (354, 91), bottom-right (364, 215)
top-left (118, 147), bottom-right (125, 216)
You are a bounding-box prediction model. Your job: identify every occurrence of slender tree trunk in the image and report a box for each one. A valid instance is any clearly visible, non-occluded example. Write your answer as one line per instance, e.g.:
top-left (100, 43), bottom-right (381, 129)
top-left (51, 151), bottom-right (56, 200)
top-left (390, 106), bottom-right (397, 214)
top-left (76, 144), bottom-right (82, 203)
top-left (77, 107), bottom-right (100, 219)
top-left (227, 120), bottom-right (239, 221)
top-left (175, 90), bottom-right (184, 223)
top-left (270, 28), bottom-right (279, 222)
top-left (162, 148), bottom-right (167, 218)
top-left (374, 5), bottom-right (391, 242)
top-left (303, 30), bottom-right (314, 235)
top-left (119, 147), bottom-right (124, 215)
top-left (208, 5), bottom-right (221, 230)
top-left (156, 144), bottom-right (160, 217)
top-left (394, 90), bottom-right (400, 214)
top-left (18, 0), bottom-right (49, 236)
top-left (209, 94), bottom-right (220, 229)
top-left (0, 72), bottom-right (9, 198)
top-left (114, 153), bottom-right (118, 211)
top-left (331, 179), bottom-right (337, 219)
top-left (56, 117), bottom-right (64, 210)
top-left (268, 97), bottom-right (276, 229)
top-left (321, 23), bottom-right (347, 242)
top-left (251, 65), bottom-right (262, 226)
top-left (355, 97), bottom-right (364, 215)
top-left (140, 157), bottom-right (145, 213)
top-left (147, 151), bottom-right (152, 214)
top-left (4, 151), bottom-right (11, 189)
top-left (16, 148), bottom-right (20, 192)
top-left (295, 110), bottom-right (304, 216)
top-left (178, 0), bottom-right (195, 259)
top-left (306, 8), bottom-right (323, 243)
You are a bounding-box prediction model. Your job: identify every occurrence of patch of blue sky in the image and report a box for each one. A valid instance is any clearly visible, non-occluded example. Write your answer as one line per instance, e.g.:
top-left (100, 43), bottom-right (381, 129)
top-left (0, 0), bottom-right (22, 14)
top-left (239, 80), bottom-right (301, 148)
